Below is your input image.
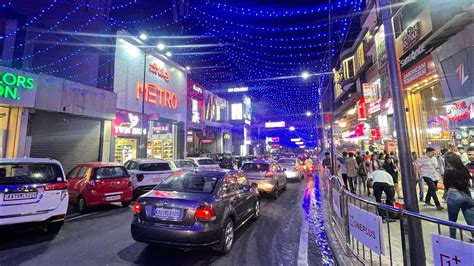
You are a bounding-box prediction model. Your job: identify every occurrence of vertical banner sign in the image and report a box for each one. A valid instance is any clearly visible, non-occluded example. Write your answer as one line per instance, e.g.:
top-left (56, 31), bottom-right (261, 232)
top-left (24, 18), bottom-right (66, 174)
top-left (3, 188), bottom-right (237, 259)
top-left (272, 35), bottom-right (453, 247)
top-left (431, 234), bottom-right (474, 266)
top-left (357, 97), bottom-right (367, 120)
top-left (332, 188), bottom-right (342, 218)
top-left (348, 204), bottom-right (384, 255)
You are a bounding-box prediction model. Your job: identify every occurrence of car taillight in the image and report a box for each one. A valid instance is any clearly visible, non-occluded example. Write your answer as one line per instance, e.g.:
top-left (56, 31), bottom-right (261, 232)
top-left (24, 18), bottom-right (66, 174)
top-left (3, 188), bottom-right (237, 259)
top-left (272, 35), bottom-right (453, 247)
top-left (136, 174), bottom-right (144, 182)
top-left (195, 204), bottom-right (216, 221)
top-left (265, 171), bottom-right (274, 178)
top-left (133, 202), bottom-right (141, 214)
top-left (44, 181), bottom-right (68, 191)
top-left (127, 178), bottom-right (132, 187)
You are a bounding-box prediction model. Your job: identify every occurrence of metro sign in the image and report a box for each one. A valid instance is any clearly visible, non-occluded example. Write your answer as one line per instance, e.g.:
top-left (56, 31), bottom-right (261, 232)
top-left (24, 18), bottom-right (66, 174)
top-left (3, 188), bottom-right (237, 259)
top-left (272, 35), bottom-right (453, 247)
top-left (136, 81), bottom-right (178, 110)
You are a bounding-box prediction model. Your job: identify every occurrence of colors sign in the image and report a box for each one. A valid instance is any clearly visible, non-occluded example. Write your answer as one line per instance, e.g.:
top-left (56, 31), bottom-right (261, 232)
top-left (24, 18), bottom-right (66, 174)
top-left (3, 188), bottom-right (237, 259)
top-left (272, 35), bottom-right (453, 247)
top-left (0, 71), bottom-right (36, 107)
top-left (446, 98), bottom-right (473, 121)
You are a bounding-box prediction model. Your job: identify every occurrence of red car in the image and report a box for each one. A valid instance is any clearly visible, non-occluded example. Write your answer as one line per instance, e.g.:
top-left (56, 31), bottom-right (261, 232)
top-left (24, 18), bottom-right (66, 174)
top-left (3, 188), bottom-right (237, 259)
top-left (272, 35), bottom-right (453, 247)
top-left (67, 162), bottom-right (133, 213)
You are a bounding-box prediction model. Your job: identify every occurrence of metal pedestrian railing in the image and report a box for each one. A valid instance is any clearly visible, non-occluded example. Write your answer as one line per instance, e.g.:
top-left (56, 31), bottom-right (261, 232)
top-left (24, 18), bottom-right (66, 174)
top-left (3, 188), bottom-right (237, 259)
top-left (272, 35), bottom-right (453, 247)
top-left (321, 171), bottom-right (474, 266)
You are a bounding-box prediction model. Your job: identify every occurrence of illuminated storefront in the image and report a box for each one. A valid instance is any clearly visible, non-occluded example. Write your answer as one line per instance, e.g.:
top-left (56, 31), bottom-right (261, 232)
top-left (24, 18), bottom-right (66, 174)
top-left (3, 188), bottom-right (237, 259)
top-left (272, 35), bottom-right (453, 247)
top-left (114, 32), bottom-right (187, 160)
top-left (186, 80), bottom-right (205, 156)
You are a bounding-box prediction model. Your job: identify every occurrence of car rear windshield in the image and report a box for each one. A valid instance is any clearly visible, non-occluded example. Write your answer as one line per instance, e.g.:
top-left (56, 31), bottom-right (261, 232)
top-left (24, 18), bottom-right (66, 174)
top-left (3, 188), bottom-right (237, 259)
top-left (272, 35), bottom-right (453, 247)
top-left (0, 163), bottom-right (64, 185)
top-left (241, 163), bottom-right (270, 171)
top-left (197, 159), bottom-right (215, 165)
top-left (94, 167), bottom-right (128, 179)
top-left (278, 159), bottom-right (295, 165)
top-left (138, 163), bottom-right (171, 171)
top-left (155, 173), bottom-right (219, 193)
top-left (175, 161), bottom-right (194, 167)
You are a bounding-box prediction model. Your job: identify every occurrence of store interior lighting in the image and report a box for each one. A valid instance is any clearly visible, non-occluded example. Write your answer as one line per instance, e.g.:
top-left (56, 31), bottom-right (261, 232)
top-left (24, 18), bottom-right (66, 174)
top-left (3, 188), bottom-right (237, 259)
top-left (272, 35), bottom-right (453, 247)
top-left (347, 108), bottom-right (357, 115)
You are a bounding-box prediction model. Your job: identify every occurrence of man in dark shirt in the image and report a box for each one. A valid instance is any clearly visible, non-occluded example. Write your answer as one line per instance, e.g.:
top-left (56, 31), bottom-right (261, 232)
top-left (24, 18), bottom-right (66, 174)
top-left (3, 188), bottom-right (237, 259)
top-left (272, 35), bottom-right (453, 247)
top-left (322, 152), bottom-right (332, 174)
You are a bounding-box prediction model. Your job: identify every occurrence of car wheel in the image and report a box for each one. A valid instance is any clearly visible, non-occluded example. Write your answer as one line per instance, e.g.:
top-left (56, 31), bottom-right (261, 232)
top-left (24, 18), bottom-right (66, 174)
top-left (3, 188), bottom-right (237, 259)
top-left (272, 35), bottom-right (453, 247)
top-left (272, 184), bottom-right (279, 199)
top-left (78, 196), bottom-right (88, 214)
top-left (121, 201), bottom-right (131, 207)
top-left (46, 221), bottom-right (63, 235)
top-left (214, 218), bottom-right (234, 254)
top-left (252, 200), bottom-right (260, 220)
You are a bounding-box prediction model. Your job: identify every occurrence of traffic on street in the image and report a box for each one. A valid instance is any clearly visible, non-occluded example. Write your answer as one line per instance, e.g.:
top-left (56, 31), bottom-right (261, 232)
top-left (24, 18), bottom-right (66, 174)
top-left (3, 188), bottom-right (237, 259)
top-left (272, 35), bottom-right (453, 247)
top-left (1, 0), bottom-right (473, 265)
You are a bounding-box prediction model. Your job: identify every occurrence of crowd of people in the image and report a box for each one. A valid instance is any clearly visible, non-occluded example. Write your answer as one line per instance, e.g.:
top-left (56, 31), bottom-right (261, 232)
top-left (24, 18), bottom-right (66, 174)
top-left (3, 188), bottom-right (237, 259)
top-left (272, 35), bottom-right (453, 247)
top-left (323, 146), bottom-right (474, 237)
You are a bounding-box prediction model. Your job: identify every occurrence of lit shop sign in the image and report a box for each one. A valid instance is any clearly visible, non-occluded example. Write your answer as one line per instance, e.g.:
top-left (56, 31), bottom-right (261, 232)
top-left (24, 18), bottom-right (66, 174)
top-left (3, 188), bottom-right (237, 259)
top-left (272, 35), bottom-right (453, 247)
top-left (228, 87), bottom-right (248, 93)
top-left (402, 55), bottom-right (436, 87)
top-left (266, 137), bottom-right (280, 143)
top-left (152, 125), bottom-right (170, 134)
top-left (265, 121), bottom-right (286, 128)
top-left (205, 94), bottom-right (219, 121)
top-left (333, 68), bottom-right (343, 98)
top-left (295, 141), bottom-right (304, 145)
top-left (223, 133), bottom-right (231, 140)
top-left (362, 83), bottom-right (377, 102)
top-left (380, 98), bottom-right (393, 115)
top-left (446, 99), bottom-right (473, 121)
top-left (201, 139), bottom-right (213, 144)
top-left (395, 7), bottom-right (433, 58)
top-left (192, 84), bottom-right (203, 93)
top-left (357, 98), bottom-right (367, 121)
top-left (149, 63), bottom-right (170, 82)
top-left (0, 72), bottom-right (35, 101)
top-left (368, 99), bottom-right (381, 115)
top-left (400, 45), bottom-right (426, 69)
top-left (136, 81), bottom-right (178, 110)
top-left (113, 110), bottom-right (146, 136)
top-left (290, 138), bottom-right (301, 142)
top-left (191, 99), bottom-right (201, 123)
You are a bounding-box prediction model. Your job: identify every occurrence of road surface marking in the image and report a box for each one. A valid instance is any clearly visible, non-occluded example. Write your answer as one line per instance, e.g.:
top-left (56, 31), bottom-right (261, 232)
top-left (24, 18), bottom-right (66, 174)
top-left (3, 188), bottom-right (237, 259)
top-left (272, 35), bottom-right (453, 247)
top-left (297, 211), bottom-right (309, 266)
top-left (65, 212), bottom-right (97, 221)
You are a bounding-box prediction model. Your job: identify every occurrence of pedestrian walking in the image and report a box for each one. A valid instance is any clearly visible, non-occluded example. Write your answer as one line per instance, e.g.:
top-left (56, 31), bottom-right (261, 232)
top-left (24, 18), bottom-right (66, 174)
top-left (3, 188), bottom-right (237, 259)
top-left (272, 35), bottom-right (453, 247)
top-left (322, 152), bottom-right (332, 175)
top-left (443, 152), bottom-right (474, 239)
top-left (457, 146), bottom-right (470, 165)
top-left (412, 152), bottom-right (423, 201)
top-left (438, 148), bottom-right (448, 201)
top-left (466, 147), bottom-right (474, 186)
top-left (371, 169), bottom-right (395, 221)
top-left (416, 147), bottom-right (444, 210)
top-left (357, 157), bottom-right (369, 196)
top-left (345, 152), bottom-right (358, 194)
top-left (384, 154), bottom-right (402, 199)
top-left (337, 152), bottom-right (348, 189)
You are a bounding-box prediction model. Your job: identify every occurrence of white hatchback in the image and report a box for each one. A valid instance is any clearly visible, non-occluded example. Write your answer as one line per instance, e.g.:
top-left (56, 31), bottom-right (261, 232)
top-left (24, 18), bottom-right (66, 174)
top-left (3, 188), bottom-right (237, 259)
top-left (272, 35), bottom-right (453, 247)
top-left (186, 157), bottom-right (221, 170)
top-left (124, 159), bottom-right (175, 197)
top-left (0, 158), bottom-right (68, 234)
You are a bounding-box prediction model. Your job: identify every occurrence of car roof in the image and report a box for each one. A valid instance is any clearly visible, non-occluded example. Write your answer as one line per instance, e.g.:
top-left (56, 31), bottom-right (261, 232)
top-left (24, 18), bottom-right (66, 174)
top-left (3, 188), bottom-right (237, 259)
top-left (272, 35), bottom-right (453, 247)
top-left (278, 158), bottom-right (296, 161)
top-left (127, 158), bottom-right (169, 164)
top-left (243, 160), bottom-right (271, 164)
top-left (76, 162), bottom-right (124, 168)
top-left (187, 157), bottom-right (212, 160)
top-left (180, 169), bottom-right (234, 177)
top-left (0, 157), bottom-right (62, 165)
top-left (173, 159), bottom-right (193, 162)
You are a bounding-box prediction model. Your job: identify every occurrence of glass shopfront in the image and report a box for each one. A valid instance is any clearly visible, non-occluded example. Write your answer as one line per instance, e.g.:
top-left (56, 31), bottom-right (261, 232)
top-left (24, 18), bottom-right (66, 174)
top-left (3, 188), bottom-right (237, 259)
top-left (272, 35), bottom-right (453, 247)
top-left (112, 109), bottom-right (146, 163)
top-left (148, 121), bottom-right (175, 160)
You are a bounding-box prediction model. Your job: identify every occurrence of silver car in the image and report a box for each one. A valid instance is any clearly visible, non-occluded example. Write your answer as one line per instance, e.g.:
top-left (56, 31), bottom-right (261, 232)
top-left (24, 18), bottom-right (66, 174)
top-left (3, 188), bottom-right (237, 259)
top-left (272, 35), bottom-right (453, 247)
top-left (170, 159), bottom-right (198, 170)
top-left (278, 158), bottom-right (304, 182)
top-left (240, 161), bottom-right (287, 199)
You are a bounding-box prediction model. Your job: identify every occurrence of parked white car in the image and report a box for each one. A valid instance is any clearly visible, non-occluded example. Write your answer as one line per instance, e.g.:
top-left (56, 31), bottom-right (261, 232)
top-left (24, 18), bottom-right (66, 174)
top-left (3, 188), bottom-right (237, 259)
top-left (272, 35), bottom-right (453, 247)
top-left (186, 157), bottom-right (221, 170)
top-left (0, 158), bottom-right (68, 234)
top-left (124, 159), bottom-right (174, 197)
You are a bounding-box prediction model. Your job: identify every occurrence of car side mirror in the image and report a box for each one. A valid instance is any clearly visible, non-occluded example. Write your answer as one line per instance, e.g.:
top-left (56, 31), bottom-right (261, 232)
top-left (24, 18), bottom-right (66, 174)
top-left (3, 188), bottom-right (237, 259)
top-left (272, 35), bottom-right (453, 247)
top-left (251, 183), bottom-right (258, 189)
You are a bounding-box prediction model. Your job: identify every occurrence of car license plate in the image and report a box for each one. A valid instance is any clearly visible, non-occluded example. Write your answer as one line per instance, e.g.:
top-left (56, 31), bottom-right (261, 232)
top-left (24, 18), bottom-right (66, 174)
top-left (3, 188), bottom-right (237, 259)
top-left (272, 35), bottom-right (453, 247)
top-left (105, 195), bottom-right (121, 201)
top-left (153, 207), bottom-right (182, 221)
top-left (4, 192), bottom-right (37, 201)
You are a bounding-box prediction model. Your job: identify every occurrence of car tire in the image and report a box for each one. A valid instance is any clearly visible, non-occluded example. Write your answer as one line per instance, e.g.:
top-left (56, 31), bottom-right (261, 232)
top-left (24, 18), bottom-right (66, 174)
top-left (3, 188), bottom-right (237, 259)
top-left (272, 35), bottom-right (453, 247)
top-left (78, 196), bottom-right (88, 214)
top-left (121, 201), bottom-right (131, 207)
top-left (272, 184), bottom-right (279, 199)
top-left (214, 218), bottom-right (235, 254)
top-left (46, 221), bottom-right (63, 235)
top-left (252, 200), bottom-right (260, 220)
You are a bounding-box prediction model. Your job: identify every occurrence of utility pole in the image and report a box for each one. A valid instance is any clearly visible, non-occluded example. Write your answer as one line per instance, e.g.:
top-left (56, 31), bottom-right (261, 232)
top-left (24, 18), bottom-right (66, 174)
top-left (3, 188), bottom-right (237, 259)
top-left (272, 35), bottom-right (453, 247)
top-left (379, 0), bottom-right (425, 264)
top-left (140, 52), bottom-right (147, 159)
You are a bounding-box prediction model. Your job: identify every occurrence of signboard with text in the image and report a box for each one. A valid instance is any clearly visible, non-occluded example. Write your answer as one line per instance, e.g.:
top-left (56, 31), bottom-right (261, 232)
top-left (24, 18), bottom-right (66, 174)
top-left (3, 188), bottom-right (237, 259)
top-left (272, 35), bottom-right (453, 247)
top-left (402, 55), bottom-right (436, 88)
top-left (395, 7), bottom-right (433, 59)
top-left (446, 98), bottom-right (473, 121)
top-left (114, 34), bottom-right (187, 122)
top-left (0, 69), bottom-right (37, 108)
top-left (432, 234), bottom-right (473, 266)
top-left (348, 204), bottom-right (384, 255)
top-left (112, 109), bottom-right (147, 137)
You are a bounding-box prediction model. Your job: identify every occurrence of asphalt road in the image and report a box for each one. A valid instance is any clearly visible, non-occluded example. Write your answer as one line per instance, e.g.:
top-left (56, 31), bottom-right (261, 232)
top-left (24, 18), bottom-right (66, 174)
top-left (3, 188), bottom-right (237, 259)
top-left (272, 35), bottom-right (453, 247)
top-left (0, 178), bottom-right (325, 266)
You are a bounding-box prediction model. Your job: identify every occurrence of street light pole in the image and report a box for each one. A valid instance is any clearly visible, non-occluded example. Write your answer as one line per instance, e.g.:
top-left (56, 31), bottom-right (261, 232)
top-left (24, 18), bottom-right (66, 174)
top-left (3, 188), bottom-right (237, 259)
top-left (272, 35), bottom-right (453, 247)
top-left (140, 52), bottom-right (147, 158)
top-left (379, 0), bottom-right (425, 264)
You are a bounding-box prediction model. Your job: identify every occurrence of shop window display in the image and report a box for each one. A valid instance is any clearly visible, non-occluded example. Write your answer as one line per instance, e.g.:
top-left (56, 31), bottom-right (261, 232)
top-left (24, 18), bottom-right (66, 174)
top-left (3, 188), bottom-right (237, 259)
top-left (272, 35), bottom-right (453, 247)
top-left (115, 138), bottom-right (138, 163)
top-left (148, 123), bottom-right (174, 160)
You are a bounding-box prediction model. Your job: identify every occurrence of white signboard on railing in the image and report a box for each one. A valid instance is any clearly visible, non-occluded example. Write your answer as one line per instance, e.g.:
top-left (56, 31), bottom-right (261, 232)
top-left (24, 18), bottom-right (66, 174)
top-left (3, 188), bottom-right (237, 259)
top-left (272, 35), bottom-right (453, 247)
top-left (332, 188), bottom-right (342, 218)
top-left (432, 234), bottom-right (474, 266)
top-left (348, 204), bottom-right (384, 255)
